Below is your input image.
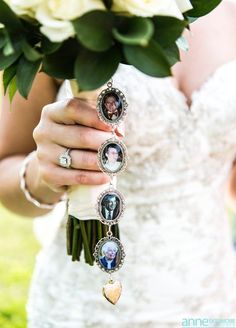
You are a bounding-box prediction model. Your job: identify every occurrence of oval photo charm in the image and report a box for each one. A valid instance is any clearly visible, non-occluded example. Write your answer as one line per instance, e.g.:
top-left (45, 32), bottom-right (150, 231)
top-left (96, 189), bottom-right (125, 225)
top-left (93, 237), bottom-right (125, 273)
top-left (97, 87), bottom-right (128, 125)
top-left (98, 139), bottom-right (127, 175)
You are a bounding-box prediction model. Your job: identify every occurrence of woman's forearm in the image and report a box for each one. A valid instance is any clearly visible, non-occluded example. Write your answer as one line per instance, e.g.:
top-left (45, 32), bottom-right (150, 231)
top-left (0, 154), bottom-right (64, 217)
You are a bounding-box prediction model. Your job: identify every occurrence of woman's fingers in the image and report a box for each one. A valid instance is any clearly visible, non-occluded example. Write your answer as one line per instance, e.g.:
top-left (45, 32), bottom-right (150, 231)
top-left (51, 124), bottom-right (112, 151)
top-left (37, 144), bottom-right (99, 171)
top-left (44, 98), bottom-right (112, 132)
top-left (33, 96), bottom-right (124, 190)
top-left (34, 120), bottom-right (113, 152)
top-left (39, 162), bottom-right (109, 188)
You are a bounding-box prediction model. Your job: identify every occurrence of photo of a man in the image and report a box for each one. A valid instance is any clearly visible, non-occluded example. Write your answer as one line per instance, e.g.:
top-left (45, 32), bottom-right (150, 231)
top-left (101, 194), bottom-right (120, 221)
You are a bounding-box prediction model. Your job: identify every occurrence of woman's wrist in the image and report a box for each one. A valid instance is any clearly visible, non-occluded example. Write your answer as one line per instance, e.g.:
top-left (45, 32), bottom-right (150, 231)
top-left (21, 151), bottom-right (65, 209)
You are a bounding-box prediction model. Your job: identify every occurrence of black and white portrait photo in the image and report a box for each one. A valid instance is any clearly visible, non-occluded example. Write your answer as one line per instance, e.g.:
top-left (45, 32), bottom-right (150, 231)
top-left (101, 193), bottom-right (120, 221)
top-left (96, 189), bottom-right (125, 225)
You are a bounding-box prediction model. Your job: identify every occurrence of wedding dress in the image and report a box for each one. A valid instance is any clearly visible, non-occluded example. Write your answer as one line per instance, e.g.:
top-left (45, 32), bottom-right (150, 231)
top-left (27, 61), bottom-right (236, 328)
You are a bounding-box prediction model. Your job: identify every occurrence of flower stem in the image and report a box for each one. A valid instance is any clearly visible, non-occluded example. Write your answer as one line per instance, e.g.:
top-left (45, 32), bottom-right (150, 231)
top-left (77, 228), bottom-right (83, 261)
top-left (91, 220), bottom-right (97, 255)
top-left (87, 220), bottom-right (92, 247)
top-left (66, 216), bottom-right (73, 255)
top-left (114, 223), bottom-right (120, 239)
top-left (72, 218), bottom-right (80, 261)
top-left (97, 220), bottom-right (103, 241)
top-left (80, 220), bottom-right (93, 265)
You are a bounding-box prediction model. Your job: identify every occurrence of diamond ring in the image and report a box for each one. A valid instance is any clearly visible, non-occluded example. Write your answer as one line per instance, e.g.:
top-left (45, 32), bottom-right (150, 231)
top-left (59, 148), bottom-right (72, 168)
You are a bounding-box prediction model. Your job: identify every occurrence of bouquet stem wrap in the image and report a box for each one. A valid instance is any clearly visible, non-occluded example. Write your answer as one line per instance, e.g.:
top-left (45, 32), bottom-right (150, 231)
top-left (60, 80), bottom-right (119, 265)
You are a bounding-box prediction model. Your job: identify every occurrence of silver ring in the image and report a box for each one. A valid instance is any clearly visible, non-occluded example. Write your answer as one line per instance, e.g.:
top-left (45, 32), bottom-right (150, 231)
top-left (59, 148), bottom-right (72, 168)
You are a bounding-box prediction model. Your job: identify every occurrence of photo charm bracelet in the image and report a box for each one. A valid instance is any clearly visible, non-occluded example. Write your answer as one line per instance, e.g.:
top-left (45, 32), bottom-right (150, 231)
top-left (93, 80), bottom-right (128, 305)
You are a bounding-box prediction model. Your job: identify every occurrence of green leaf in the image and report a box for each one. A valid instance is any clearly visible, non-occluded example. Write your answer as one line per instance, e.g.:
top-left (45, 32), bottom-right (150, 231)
top-left (0, 50), bottom-right (21, 70)
top-left (2, 28), bottom-right (21, 56)
top-left (0, 29), bottom-right (6, 49)
top-left (3, 38), bottom-right (14, 56)
top-left (188, 0), bottom-right (222, 17)
top-left (21, 39), bottom-right (42, 61)
top-left (3, 63), bottom-right (17, 94)
top-left (0, 0), bottom-right (24, 32)
top-left (8, 75), bottom-right (17, 103)
top-left (41, 36), bottom-right (62, 54)
top-left (113, 17), bottom-right (154, 46)
top-left (163, 42), bottom-right (180, 66)
top-left (42, 39), bottom-right (78, 79)
top-left (72, 10), bottom-right (114, 52)
top-left (74, 46), bottom-right (121, 91)
top-left (187, 16), bottom-right (198, 24)
top-left (152, 16), bottom-right (187, 47)
top-left (7, 32), bottom-right (24, 53)
top-left (16, 56), bottom-right (41, 99)
top-left (123, 40), bottom-right (171, 78)
top-left (42, 54), bottom-right (74, 79)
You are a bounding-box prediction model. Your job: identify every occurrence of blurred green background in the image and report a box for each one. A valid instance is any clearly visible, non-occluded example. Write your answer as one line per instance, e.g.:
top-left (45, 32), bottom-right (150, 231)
top-left (0, 73), bottom-right (40, 328)
top-left (0, 205), bottom-right (39, 328)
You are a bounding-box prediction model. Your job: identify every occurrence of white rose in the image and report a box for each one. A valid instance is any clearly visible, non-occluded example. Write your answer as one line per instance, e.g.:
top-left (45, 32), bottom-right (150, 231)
top-left (35, 0), bottom-right (105, 43)
top-left (47, 0), bottom-right (105, 20)
top-left (4, 0), bottom-right (42, 17)
top-left (112, 0), bottom-right (193, 19)
top-left (36, 3), bottom-right (74, 42)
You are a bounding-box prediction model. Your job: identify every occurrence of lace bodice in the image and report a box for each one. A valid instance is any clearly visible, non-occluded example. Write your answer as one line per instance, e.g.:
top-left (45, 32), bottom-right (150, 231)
top-left (27, 61), bottom-right (236, 328)
top-left (118, 60), bottom-right (236, 198)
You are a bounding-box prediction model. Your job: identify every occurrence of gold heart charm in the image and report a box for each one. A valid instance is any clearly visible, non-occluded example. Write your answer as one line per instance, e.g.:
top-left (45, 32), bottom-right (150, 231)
top-left (102, 279), bottom-right (122, 305)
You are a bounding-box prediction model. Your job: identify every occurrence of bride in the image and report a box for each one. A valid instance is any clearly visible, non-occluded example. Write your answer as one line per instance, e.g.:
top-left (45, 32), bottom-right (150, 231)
top-left (1, 1), bottom-right (236, 327)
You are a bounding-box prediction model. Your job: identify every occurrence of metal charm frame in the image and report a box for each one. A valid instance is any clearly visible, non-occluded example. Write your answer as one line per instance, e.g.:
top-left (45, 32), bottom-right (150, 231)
top-left (94, 79), bottom-right (128, 303)
top-left (97, 138), bottom-right (128, 175)
top-left (93, 236), bottom-right (126, 274)
top-left (96, 188), bottom-right (125, 225)
top-left (97, 86), bottom-right (128, 126)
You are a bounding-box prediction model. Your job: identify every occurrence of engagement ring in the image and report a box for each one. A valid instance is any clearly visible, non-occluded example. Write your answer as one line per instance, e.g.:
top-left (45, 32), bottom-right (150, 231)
top-left (59, 148), bottom-right (72, 169)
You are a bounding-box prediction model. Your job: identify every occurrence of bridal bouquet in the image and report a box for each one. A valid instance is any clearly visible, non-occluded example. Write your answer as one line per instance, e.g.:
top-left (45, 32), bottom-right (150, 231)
top-left (0, 0), bottom-right (221, 100)
top-left (0, 0), bottom-right (221, 265)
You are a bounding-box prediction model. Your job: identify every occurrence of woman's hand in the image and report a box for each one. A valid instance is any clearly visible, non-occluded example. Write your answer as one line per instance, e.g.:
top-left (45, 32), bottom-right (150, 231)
top-left (32, 97), bottom-right (121, 194)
